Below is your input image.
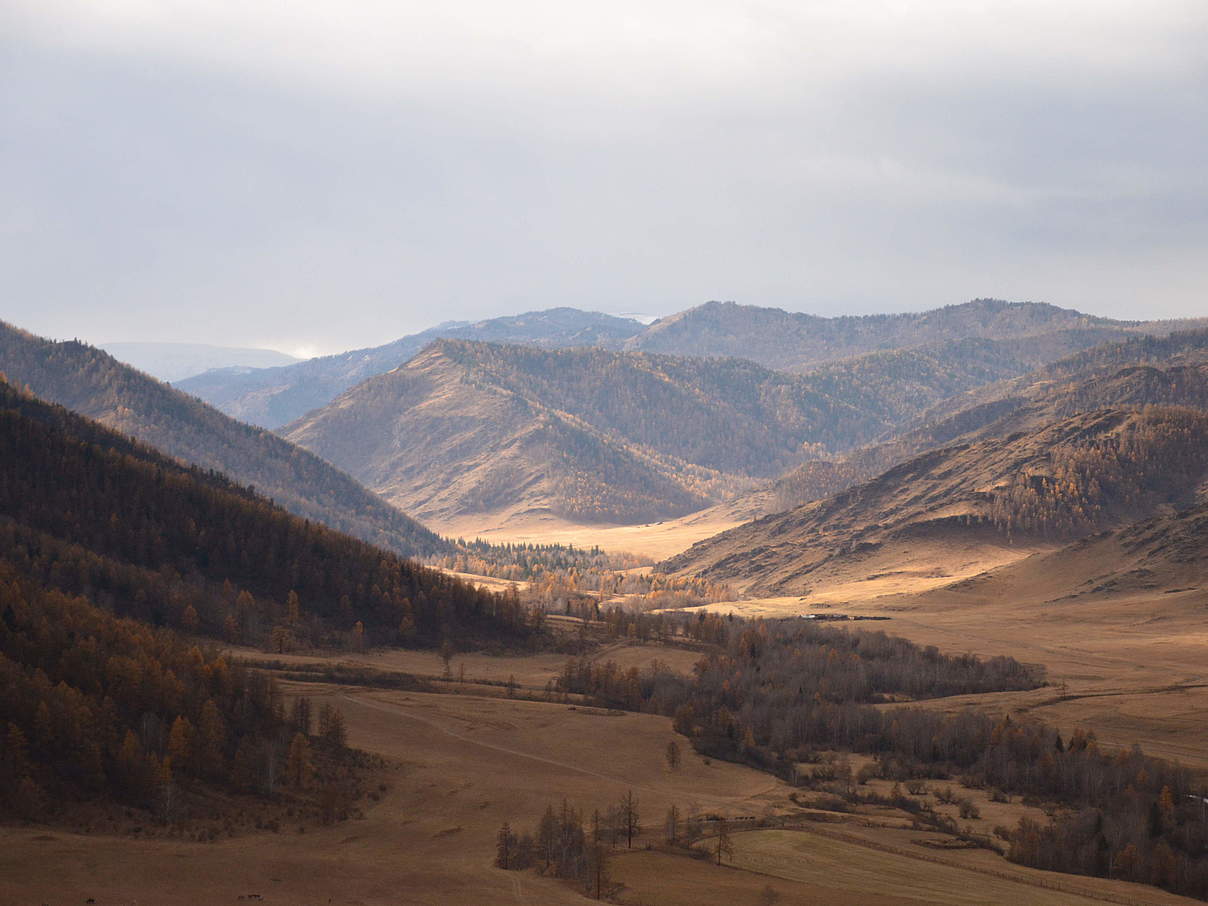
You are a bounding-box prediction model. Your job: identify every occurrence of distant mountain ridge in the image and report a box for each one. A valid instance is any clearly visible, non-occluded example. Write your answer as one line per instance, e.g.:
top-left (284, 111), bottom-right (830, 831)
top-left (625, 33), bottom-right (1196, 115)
top-left (178, 298), bottom-right (1204, 433)
top-left (0, 320), bottom-right (449, 557)
top-left (623, 298), bottom-right (1166, 372)
top-left (100, 341), bottom-right (300, 382)
top-left (177, 308), bottom-right (645, 428)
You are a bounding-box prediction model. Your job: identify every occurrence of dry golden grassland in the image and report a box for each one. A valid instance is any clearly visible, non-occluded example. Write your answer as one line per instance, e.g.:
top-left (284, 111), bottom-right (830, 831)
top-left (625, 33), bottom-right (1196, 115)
top-left (4, 674), bottom-right (1200, 905)
top-left (431, 508), bottom-right (745, 561)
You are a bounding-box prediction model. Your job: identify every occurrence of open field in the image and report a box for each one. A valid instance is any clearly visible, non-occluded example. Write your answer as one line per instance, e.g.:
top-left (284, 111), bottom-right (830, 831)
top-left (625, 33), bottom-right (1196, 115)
top-left (438, 568), bottom-right (529, 595)
top-left (431, 508), bottom-right (745, 561)
top-left (228, 639), bottom-right (707, 690)
top-left (719, 827), bottom-right (1195, 906)
top-left (3, 681), bottom-right (1199, 905)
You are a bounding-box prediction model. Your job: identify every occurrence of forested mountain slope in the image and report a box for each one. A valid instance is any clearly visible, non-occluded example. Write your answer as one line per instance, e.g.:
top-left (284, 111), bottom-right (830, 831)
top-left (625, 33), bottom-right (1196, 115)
top-left (624, 298), bottom-right (1197, 372)
top-left (0, 378), bottom-right (526, 648)
top-left (282, 337), bottom-right (1086, 525)
top-left (0, 380), bottom-right (531, 822)
top-left (0, 567), bottom-right (293, 819)
top-left (177, 308), bottom-right (644, 428)
top-left (0, 321), bottom-right (449, 557)
top-left (770, 329), bottom-right (1208, 513)
top-left (661, 407), bottom-right (1208, 594)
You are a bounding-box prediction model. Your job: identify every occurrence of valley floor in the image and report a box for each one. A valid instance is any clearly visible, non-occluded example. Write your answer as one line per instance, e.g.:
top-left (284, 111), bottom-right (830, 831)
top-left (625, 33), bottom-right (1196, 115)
top-left (2, 678), bottom-right (1201, 905)
top-left (430, 508), bottom-right (745, 561)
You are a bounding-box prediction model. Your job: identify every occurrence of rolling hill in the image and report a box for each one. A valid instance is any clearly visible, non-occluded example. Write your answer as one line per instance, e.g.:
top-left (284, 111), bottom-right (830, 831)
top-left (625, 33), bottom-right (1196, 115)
top-left (660, 406), bottom-right (1208, 595)
top-left (281, 337), bottom-right (1096, 527)
top-left (176, 308), bottom-right (645, 428)
top-left (0, 320), bottom-right (449, 557)
top-left (946, 495), bottom-right (1208, 607)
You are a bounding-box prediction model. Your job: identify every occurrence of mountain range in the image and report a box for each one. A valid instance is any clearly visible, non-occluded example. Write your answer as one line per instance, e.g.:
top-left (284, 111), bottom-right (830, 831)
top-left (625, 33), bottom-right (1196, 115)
top-left (271, 304), bottom-right (1206, 529)
top-left (622, 298), bottom-right (1151, 371)
top-left (278, 331), bottom-right (1124, 527)
top-left (179, 298), bottom-right (1200, 432)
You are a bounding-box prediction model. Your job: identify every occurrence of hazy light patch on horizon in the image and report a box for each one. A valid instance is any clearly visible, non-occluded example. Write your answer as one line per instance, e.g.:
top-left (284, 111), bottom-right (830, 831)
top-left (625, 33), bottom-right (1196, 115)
top-left (2, 1), bottom-right (1206, 353)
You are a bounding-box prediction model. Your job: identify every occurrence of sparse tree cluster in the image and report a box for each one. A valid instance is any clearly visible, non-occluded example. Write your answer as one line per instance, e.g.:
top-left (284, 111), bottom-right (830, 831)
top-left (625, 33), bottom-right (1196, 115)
top-left (495, 799), bottom-right (613, 899)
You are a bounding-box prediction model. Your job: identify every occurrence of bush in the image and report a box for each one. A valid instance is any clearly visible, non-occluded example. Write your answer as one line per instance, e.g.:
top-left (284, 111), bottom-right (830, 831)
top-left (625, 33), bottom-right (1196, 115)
top-left (856, 763), bottom-right (879, 785)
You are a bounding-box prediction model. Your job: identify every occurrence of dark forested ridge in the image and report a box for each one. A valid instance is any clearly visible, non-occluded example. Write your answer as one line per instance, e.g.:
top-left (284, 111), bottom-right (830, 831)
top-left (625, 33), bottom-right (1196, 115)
top-left (0, 320), bottom-right (449, 558)
top-left (663, 406), bottom-right (1208, 592)
top-left (177, 308), bottom-right (645, 428)
top-left (0, 379), bottom-right (530, 649)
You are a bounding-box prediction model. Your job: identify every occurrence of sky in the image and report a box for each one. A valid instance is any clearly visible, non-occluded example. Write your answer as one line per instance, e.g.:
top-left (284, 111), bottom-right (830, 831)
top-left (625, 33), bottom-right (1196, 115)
top-left (2, 2), bottom-right (1206, 357)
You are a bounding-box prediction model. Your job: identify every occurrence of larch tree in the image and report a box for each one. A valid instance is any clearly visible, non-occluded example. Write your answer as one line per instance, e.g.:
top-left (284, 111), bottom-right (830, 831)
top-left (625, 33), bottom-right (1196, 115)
top-left (665, 739), bottom-right (681, 771)
top-left (621, 790), bottom-right (640, 848)
top-left (714, 818), bottom-right (734, 865)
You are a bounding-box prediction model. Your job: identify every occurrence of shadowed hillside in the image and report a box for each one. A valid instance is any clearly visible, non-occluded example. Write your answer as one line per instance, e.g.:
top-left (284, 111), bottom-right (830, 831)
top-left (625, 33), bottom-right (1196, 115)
top-left (0, 320), bottom-right (449, 557)
top-left (0, 377), bottom-right (528, 648)
top-left (0, 379), bottom-right (536, 825)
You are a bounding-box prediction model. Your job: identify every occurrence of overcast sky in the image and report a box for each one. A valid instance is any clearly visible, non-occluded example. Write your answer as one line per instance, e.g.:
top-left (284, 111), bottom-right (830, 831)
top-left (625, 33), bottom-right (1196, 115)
top-left (3, 2), bottom-right (1206, 356)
